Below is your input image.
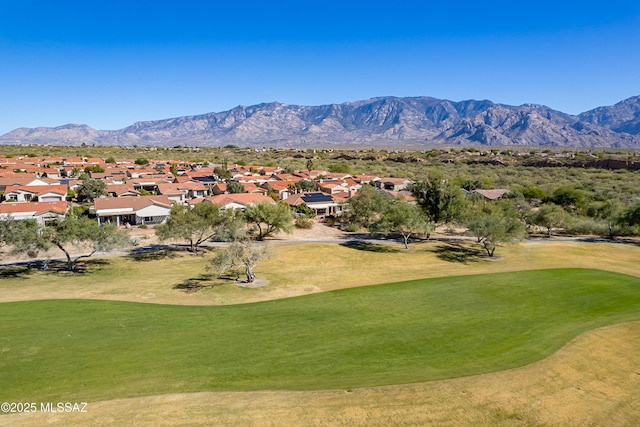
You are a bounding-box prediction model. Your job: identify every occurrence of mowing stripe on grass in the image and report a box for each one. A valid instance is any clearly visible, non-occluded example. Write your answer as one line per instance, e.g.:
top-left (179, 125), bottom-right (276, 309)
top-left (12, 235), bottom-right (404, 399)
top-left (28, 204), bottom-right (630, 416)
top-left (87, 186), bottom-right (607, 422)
top-left (1, 268), bottom-right (639, 403)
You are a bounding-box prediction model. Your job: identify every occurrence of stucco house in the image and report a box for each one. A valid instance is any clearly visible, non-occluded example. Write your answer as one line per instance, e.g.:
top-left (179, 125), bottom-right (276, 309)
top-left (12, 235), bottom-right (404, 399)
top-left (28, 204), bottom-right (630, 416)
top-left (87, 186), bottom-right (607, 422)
top-left (380, 178), bottom-right (413, 192)
top-left (93, 196), bottom-right (173, 226)
top-left (0, 201), bottom-right (69, 226)
top-left (286, 192), bottom-right (342, 217)
top-left (3, 184), bottom-right (68, 203)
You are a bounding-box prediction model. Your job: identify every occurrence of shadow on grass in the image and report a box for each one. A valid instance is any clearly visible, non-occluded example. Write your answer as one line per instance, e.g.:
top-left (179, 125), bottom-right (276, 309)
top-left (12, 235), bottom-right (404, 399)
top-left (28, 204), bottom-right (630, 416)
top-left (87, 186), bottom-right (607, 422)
top-left (340, 240), bottom-right (401, 253)
top-left (433, 243), bottom-right (485, 264)
top-left (577, 236), bottom-right (640, 247)
top-left (0, 258), bottom-right (111, 277)
top-left (66, 258), bottom-right (111, 274)
top-left (0, 265), bottom-right (37, 279)
top-left (173, 273), bottom-right (223, 294)
top-left (127, 246), bottom-right (182, 262)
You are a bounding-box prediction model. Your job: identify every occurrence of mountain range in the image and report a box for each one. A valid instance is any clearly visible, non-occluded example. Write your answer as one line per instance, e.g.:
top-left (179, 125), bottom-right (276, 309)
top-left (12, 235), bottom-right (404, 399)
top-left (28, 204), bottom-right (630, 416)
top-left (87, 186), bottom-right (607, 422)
top-left (2, 95), bottom-right (640, 148)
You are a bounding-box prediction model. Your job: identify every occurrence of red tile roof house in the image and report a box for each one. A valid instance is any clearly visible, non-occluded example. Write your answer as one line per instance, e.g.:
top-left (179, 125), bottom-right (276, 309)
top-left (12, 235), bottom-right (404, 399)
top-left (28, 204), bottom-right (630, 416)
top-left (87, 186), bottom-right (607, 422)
top-left (0, 176), bottom-right (56, 192)
top-left (177, 181), bottom-right (208, 199)
top-left (105, 184), bottom-right (141, 198)
top-left (155, 182), bottom-right (207, 204)
top-left (125, 177), bottom-right (173, 193)
top-left (317, 179), bottom-right (361, 196)
top-left (211, 183), bottom-right (227, 195)
top-left (93, 196), bottom-right (173, 226)
top-left (204, 193), bottom-right (274, 210)
top-left (156, 183), bottom-right (189, 204)
top-left (0, 201), bottom-right (69, 226)
top-left (260, 180), bottom-right (294, 200)
top-left (241, 182), bottom-right (268, 195)
top-left (3, 184), bottom-right (68, 203)
top-left (271, 174), bottom-right (303, 183)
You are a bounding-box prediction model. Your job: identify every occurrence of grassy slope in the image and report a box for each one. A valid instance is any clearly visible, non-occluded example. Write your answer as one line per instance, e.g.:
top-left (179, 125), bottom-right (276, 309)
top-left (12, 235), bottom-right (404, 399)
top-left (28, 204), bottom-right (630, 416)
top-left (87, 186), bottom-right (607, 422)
top-left (1, 240), bottom-right (639, 305)
top-left (1, 268), bottom-right (639, 403)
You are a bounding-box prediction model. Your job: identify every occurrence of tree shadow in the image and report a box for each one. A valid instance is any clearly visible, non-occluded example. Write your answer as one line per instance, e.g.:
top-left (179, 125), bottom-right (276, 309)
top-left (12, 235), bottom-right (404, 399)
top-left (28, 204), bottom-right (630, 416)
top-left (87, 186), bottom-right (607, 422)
top-left (63, 258), bottom-right (111, 274)
top-left (127, 246), bottom-right (182, 262)
top-left (0, 265), bottom-right (37, 279)
top-left (433, 243), bottom-right (485, 264)
top-left (339, 240), bottom-right (401, 253)
top-left (576, 236), bottom-right (640, 247)
top-left (173, 273), bottom-right (223, 293)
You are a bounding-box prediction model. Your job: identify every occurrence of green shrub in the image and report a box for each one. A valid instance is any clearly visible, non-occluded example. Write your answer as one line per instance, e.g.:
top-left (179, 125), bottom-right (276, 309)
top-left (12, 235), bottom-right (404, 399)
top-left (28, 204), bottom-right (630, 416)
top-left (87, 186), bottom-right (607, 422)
top-left (343, 223), bottom-right (360, 232)
top-left (295, 217), bottom-right (313, 229)
top-left (324, 216), bottom-right (336, 226)
top-left (562, 217), bottom-right (607, 236)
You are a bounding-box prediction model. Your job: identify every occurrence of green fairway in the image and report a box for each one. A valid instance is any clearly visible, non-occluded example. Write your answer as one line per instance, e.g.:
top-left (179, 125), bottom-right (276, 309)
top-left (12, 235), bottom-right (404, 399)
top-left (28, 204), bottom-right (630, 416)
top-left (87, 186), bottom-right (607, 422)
top-left (1, 268), bottom-right (640, 403)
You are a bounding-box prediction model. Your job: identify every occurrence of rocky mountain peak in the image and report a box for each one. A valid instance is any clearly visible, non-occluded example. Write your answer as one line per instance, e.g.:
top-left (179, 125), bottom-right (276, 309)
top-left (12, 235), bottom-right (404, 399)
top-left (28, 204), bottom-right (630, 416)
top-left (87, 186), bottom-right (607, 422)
top-left (2, 96), bottom-right (640, 148)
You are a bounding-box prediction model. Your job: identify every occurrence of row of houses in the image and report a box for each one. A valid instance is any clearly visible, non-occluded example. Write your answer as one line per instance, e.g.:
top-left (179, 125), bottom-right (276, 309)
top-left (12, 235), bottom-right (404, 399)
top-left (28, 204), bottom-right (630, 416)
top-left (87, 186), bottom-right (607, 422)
top-left (0, 154), bottom-right (509, 228)
top-left (93, 192), bottom-right (344, 226)
top-left (0, 155), bottom-right (415, 227)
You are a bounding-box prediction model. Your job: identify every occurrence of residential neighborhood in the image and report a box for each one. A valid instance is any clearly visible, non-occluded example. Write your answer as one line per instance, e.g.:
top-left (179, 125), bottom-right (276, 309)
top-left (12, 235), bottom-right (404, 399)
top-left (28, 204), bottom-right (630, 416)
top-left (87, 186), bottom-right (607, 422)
top-left (0, 154), bottom-right (419, 227)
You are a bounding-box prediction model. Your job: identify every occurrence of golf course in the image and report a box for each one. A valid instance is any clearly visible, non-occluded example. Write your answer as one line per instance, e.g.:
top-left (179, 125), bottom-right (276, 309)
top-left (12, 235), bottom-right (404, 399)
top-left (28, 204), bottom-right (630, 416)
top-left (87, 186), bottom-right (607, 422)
top-left (1, 239), bottom-right (640, 426)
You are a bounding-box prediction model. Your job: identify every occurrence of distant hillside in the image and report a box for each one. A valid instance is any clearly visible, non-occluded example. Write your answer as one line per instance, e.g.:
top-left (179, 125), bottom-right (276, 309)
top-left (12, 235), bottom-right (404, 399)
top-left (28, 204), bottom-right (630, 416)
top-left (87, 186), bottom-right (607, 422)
top-left (578, 95), bottom-right (640, 135)
top-left (2, 96), bottom-right (640, 148)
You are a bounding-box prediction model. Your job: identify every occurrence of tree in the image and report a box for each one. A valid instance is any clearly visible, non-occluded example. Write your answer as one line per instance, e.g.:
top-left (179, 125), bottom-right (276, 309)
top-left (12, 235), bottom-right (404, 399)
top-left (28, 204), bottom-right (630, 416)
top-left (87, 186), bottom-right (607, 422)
top-left (294, 203), bottom-right (316, 218)
top-left (295, 179), bottom-right (317, 193)
top-left (226, 180), bottom-right (246, 194)
top-left (620, 201), bottom-right (640, 227)
top-left (328, 161), bottom-right (351, 174)
top-left (411, 172), bottom-right (468, 225)
top-left (344, 185), bottom-right (391, 228)
top-left (244, 201), bottom-right (294, 240)
top-left (550, 185), bottom-right (585, 212)
top-left (521, 185), bottom-right (547, 201)
top-left (156, 202), bottom-right (243, 252)
top-left (0, 218), bottom-right (43, 259)
top-left (586, 199), bottom-right (623, 239)
top-left (134, 158), bottom-right (149, 165)
top-left (19, 215), bottom-right (130, 271)
top-left (76, 178), bottom-right (107, 203)
top-left (209, 240), bottom-right (270, 283)
top-left (213, 166), bottom-right (232, 180)
top-left (525, 203), bottom-right (571, 237)
top-left (374, 198), bottom-right (433, 249)
top-left (461, 179), bottom-right (484, 191)
top-left (467, 213), bottom-right (526, 257)
top-left (84, 164), bottom-right (105, 174)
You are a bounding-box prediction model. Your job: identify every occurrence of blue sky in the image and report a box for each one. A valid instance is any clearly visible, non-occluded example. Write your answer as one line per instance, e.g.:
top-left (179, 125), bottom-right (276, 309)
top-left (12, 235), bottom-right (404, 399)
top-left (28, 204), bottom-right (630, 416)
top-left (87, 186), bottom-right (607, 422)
top-left (1, 0), bottom-right (639, 134)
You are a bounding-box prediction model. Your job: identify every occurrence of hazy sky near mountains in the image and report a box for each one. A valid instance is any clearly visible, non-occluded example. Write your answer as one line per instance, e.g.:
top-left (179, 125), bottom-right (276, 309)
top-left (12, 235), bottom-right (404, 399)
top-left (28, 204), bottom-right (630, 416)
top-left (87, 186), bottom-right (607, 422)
top-left (0, 0), bottom-right (639, 134)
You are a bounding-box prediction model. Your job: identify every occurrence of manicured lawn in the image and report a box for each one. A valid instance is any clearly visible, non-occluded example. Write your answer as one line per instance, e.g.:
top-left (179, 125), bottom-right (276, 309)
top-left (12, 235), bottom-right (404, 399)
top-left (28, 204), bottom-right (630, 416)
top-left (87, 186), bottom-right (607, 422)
top-left (1, 268), bottom-right (639, 403)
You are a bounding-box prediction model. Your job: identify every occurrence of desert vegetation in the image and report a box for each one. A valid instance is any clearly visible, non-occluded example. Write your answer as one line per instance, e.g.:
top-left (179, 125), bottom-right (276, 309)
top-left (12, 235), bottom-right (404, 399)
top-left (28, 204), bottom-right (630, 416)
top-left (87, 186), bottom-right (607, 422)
top-left (1, 145), bottom-right (640, 426)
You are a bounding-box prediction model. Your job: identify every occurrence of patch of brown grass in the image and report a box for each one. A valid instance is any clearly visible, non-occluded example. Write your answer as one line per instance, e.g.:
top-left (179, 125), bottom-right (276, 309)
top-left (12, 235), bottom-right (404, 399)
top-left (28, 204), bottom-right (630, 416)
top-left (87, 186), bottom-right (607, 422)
top-left (0, 240), bottom-right (638, 305)
top-left (6, 321), bottom-right (639, 426)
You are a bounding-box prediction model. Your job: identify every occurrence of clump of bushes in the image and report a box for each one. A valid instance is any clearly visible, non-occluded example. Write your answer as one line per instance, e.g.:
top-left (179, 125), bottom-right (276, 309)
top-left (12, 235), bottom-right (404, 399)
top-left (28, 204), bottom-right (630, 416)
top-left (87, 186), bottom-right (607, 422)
top-left (343, 223), bottom-right (360, 232)
top-left (295, 217), bottom-right (313, 229)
